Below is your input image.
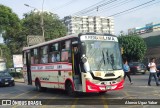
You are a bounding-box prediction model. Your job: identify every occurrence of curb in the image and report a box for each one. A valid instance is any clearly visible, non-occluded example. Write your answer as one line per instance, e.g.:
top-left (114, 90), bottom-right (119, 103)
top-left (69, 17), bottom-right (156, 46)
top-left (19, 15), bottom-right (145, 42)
top-left (14, 79), bottom-right (25, 83)
top-left (15, 81), bottom-right (25, 83)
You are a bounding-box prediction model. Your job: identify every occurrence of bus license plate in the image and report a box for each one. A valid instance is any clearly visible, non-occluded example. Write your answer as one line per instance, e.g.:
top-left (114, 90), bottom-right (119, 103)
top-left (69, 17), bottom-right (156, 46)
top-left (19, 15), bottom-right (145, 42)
top-left (106, 86), bottom-right (111, 90)
top-left (5, 82), bottom-right (8, 85)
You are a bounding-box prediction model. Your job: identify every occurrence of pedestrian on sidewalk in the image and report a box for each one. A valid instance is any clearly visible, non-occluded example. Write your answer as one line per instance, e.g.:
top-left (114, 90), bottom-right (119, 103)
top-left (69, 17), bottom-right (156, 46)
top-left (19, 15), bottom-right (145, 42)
top-left (123, 59), bottom-right (133, 85)
top-left (148, 58), bottom-right (159, 86)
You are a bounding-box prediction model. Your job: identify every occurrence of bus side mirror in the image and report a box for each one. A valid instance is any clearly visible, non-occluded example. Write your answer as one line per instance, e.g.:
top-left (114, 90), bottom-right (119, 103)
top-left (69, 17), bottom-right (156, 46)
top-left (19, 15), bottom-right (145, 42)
top-left (82, 57), bottom-right (87, 63)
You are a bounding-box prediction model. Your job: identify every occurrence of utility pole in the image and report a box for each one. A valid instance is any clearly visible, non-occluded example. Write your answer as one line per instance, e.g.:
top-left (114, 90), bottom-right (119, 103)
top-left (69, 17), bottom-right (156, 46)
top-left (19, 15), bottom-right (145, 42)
top-left (41, 0), bottom-right (45, 41)
top-left (24, 0), bottom-right (45, 41)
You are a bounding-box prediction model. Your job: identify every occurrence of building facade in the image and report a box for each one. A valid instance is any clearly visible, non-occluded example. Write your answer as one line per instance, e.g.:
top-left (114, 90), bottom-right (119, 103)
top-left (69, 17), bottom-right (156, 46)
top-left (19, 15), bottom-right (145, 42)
top-left (63, 16), bottom-right (114, 35)
top-left (128, 22), bottom-right (160, 35)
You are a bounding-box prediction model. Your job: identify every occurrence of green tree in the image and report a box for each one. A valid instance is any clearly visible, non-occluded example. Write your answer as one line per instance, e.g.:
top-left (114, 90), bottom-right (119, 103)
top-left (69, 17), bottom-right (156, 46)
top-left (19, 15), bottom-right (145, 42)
top-left (118, 35), bottom-right (147, 62)
top-left (0, 4), bottom-right (22, 54)
top-left (0, 44), bottom-right (12, 68)
top-left (22, 11), bottom-right (67, 41)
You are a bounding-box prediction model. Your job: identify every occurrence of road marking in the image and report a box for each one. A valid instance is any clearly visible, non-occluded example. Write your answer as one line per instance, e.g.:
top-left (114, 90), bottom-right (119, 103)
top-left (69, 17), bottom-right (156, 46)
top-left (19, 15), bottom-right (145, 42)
top-left (0, 91), bottom-right (18, 97)
top-left (0, 87), bottom-right (28, 98)
top-left (10, 91), bottom-right (32, 99)
top-left (30, 93), bottom-right (42, 99)
top-left (41, 96), bottom-right (57, 108)
top-left (123, 91), bottom-right (130, 97)
top-left (126, 105), bottom-right (142, 108)
top-left (71, 98), bottom-right (79, 108)
top-left (101, 96), bottom-right (108, 108)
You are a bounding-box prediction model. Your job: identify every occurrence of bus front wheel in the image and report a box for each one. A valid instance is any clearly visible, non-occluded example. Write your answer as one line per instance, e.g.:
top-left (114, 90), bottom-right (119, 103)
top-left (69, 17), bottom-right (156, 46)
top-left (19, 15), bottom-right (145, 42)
top-left (66, 81), bottom-right (76, 97)
top-left (35, 80), bottom-right (46, 92)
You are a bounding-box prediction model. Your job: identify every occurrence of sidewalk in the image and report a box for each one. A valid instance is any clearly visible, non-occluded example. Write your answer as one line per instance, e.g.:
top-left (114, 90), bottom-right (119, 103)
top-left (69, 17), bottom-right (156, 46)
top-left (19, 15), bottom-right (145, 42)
top-left (14, 78), bottom-right (25, 83)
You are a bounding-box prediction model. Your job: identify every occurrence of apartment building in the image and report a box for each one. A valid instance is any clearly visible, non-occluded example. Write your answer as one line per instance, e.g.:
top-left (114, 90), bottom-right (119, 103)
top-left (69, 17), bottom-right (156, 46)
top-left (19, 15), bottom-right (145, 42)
top-left (63, 16), bottom-right (114, 35)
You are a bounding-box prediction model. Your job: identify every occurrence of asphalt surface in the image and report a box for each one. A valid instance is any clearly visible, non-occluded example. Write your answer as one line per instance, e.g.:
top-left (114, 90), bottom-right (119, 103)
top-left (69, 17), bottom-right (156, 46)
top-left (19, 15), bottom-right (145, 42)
top-left (0, 72), bottom-right (160, 108)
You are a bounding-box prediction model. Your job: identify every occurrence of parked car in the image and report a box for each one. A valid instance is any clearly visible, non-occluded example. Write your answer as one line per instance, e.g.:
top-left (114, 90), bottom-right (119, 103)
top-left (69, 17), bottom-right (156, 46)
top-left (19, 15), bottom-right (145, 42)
top-left (0, 70), bottom-right (15, 87)
top-left (128, 62), bottom-right (147, 75)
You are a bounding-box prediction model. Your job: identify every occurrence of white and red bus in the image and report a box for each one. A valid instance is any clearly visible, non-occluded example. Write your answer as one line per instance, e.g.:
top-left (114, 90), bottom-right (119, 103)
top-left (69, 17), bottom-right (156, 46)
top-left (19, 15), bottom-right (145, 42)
top-left (22, 33), bottom-right (124, 96)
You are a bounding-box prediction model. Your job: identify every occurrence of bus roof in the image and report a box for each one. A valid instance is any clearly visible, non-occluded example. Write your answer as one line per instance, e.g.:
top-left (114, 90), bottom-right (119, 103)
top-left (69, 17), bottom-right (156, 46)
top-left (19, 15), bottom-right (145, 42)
top-left (23, 33), bottom-right (116, 51)
top-left (23, 34), bottom-right (79, 51)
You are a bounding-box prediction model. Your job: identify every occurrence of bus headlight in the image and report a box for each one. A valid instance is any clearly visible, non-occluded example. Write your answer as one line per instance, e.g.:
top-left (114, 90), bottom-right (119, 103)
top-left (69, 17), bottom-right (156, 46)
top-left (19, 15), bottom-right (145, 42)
top-left (86, 78), bottom-right (100, 84)
top-left (116, 76), bottom-right (123, 82)
top-left (92, 80), bottom-right (100, 84)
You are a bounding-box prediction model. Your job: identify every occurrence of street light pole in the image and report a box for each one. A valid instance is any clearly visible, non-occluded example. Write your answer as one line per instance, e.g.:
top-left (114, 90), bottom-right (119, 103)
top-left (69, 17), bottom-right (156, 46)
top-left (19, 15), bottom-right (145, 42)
top-left (24, 1), bottom-right (45, 41)
top-left (41, 0), bottom-right (45, 41)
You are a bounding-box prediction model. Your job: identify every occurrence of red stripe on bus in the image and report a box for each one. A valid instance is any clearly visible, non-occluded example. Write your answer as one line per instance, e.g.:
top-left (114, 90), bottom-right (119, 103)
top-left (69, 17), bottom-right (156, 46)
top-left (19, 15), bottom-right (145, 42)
top-left (31, 62), bottom-right (72, 66)
top-left (31, 70), bottom-right (72, 72)
top-left (32, 80), bottom-right (64, 85)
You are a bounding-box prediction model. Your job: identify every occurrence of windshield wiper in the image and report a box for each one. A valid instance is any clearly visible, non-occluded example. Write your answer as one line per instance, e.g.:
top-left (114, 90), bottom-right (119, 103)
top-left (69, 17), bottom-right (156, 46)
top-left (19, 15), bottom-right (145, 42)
top-left (102, 50), bottom-right (105, 65)
top-left (110, 54), bottom-right (115, 69)
top-left (106, 50), bottom-right (110, 64)
top-left (106, 50), bottom-right (116, 70)
top-left (97, 50), bottom-right (105, 70)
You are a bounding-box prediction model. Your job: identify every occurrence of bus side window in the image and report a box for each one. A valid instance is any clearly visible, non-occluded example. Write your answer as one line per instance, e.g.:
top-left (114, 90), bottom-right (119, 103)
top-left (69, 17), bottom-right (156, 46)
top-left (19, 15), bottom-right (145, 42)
top-left (49, 43), bottom-right (60, 63)
top-left (40, 46), bottom-right (48, 64)
top-left (60, 40), bottom-right (71, 63)
top-left (30, 49), bottom-right (34, 64)
top-left (34, 48), bottom-right (39, 64)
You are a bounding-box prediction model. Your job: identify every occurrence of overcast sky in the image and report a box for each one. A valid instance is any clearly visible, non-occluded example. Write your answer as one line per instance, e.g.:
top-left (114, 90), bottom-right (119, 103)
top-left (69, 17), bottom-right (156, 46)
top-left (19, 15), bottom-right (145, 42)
top-left (1, 0), bottom-right (160, 35)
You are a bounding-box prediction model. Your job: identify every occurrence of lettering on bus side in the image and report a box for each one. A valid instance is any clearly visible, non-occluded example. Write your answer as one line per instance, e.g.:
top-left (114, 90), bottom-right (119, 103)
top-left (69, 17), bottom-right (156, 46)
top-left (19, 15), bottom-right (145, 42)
top-left (40, 77), bottom-right (49, 81)
top-left (45, 66), bottom-right (54, 70)
top-left (38, 66), bottom-right (43, 70)
top-left (31, 67), bottom-right (36, 70)
top-left (57, 65), bottom-right (62, 69)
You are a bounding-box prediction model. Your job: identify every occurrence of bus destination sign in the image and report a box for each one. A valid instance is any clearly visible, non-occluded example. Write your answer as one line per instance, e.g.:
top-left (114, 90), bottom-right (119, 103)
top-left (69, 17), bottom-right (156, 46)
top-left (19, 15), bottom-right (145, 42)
top-left (80, 35), bottom-right (118, 42)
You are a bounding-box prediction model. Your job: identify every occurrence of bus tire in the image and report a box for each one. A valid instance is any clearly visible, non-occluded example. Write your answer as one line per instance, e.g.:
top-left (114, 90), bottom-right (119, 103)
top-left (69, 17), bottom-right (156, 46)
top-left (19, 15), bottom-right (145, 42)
top-left (35, 80), bottom-right (46, 92)
top-left (65, 81), bottom-right (76, 97)
top-left (99, 91), bottom-right (107, 95)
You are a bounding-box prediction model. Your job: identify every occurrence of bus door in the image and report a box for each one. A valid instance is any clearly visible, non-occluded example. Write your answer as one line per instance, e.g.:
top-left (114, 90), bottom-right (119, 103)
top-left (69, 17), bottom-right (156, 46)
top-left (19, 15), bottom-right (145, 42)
top-left (26, 52), bottom-right (32, 85)
top-left (72, 41), bottom-right (82, 91)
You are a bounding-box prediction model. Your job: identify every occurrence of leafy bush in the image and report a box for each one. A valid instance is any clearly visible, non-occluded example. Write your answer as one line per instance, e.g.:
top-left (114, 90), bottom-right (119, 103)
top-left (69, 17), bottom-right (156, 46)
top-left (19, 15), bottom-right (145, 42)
top-left (118, 35), bottom-right (147, 62)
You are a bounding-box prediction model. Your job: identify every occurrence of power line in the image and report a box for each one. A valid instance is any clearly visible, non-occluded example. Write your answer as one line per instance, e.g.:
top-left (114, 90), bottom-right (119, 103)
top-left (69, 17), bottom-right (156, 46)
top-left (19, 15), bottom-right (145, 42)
top-left (52, 0), bottom-right (78, 11)
top-left (73, 0), bottom-right (119, 16)
top-left (84, 0), bottom-right (134, 16)
top-left (75, 0), bottom-right (119, 16)
top-left (72, 0), bottom-right (108, 15)
top-left (109, 0), bottom-right (157, 17)
top-left (113, 0), bottom-right (160, 17)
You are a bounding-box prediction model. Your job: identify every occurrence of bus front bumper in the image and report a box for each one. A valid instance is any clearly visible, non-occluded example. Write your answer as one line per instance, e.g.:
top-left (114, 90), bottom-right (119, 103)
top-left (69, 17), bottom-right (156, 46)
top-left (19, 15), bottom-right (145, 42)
top-left (85, 79), bottom-right (124, 93)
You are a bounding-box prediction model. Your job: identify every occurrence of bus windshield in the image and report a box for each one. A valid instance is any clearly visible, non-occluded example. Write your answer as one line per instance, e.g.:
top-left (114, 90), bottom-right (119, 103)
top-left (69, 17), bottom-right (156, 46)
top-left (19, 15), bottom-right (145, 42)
top-left (84, 40), bottom-right (122, 71)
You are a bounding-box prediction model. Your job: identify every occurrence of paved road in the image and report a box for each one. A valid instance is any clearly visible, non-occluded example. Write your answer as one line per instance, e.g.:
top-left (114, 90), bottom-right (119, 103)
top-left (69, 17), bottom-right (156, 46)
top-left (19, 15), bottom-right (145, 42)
top-left (0, 72), bottom-right (160, 108)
